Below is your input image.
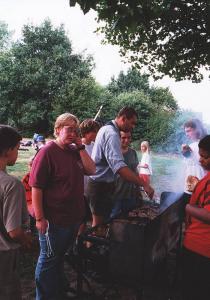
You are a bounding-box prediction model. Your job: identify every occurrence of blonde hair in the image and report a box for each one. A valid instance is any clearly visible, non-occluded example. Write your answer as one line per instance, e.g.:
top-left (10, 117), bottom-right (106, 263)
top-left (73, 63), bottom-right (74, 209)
top-left (141, 141), bottom-right (150, 153)
top-left (54, 113), bottom-right (79, 137)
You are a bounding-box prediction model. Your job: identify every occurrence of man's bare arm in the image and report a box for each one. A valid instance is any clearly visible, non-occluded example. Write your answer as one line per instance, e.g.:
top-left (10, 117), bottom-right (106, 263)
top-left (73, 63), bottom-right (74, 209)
top-left (186, 204), bottom-right (210, 224)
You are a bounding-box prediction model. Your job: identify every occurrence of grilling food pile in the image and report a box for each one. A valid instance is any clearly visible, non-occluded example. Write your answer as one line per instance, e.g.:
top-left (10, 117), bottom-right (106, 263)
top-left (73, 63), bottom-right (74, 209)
top-left (128, 203), bottom-right (159, 220)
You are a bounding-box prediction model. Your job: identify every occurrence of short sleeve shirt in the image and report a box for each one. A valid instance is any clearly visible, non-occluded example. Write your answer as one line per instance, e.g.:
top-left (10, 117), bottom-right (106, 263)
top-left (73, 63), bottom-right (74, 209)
top-left (29, 141), bottom-right (85, 226)
top-left (0, 171), bottom-right (28, 251)
top-left (114, 148), bottom-right (139, 200)
top-left (90, 121), bottom-right (127, 182)
top-left (137, 153), bottom-right (152, 175)
top-left (184, 172), bottom-right (210, 258)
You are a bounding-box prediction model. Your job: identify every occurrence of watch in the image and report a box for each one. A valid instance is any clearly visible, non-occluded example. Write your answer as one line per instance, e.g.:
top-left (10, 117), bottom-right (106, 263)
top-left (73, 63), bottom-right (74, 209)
top-left (77, 144), bottom-right (85, 151)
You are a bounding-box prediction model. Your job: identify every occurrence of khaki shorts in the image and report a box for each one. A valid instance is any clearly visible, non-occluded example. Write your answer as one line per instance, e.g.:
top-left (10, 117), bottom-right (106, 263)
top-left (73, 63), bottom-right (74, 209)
top-left (87, 179), bottom-right (115, 219)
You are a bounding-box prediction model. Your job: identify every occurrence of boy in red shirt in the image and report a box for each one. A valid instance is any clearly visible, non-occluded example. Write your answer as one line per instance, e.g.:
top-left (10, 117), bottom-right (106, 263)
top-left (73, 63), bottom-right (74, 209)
top-left (182, 134), bottom-right (210, 300)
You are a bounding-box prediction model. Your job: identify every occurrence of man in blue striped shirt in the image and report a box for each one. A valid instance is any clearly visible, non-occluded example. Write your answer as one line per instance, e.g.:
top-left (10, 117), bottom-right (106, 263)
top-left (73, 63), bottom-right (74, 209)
top-left (87, 107), bottom-right (154, 227)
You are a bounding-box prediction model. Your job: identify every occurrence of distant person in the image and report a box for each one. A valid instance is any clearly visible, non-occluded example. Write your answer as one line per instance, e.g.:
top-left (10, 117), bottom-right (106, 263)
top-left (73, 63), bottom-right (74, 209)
top-left (32, 133), bottom-right (39, 148)
top-left (35, 135), bottom-right (46, 151)
top-left (182, 135), bottom-right (210, 300)
top-left (137, 141), bottom-right (152, 185)
top-left (111, 131), bottom-right (140, 218)
top-left (87, 106), bottom-right (154, 227)
top-left (0, 125), bottom-right (31, 300)
top-left (29, 112), bottom-right (95, 300)
top-left (181, 119), bottom-right (207, 203)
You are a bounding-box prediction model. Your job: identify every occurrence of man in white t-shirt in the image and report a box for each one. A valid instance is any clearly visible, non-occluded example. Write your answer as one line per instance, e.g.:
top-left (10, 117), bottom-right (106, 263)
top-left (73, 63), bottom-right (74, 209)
top-left (181, 119), bottom-right (207, 202)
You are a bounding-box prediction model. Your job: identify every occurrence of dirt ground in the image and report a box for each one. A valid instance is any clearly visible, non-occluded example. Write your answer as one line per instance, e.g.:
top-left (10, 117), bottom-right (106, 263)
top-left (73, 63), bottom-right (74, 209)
top-left (20, 235), bottom-right (183, 300)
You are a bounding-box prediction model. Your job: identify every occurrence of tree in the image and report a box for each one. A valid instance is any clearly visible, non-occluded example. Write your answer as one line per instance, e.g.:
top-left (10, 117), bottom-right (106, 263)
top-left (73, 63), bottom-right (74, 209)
top-left (103, 68), bottom-right (178, 144)
top-left (107, 68), bottom-right (150, 95)
top-left (0, 21), bottom-right (11, 50)
top-left (70, 1), bottom-right (210, 82)
top-left (0, 20), bottom-right (99, 134)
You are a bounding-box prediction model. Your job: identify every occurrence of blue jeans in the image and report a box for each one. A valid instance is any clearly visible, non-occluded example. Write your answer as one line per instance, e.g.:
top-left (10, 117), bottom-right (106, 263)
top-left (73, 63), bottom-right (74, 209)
top-left (35, 222), bottom-right (79, 300)
top-left (110, 198), bottom-right (137, 219)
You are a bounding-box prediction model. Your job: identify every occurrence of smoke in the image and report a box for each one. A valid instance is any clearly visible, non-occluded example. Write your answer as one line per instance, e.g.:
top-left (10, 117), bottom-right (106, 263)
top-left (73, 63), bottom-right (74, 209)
top-left (151, 152), bottom-right (186, 198)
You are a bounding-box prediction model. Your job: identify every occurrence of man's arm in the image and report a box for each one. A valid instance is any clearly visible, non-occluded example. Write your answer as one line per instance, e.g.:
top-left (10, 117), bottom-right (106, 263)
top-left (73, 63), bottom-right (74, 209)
top-left (74, 137), bottom-right (96, 175)
top-left (118, 166), bottom-right (154, 199)
top-left (79, 149), bottom-right (96, 175)
top-left (32, 187), bottom-right (48, 234)
top-left (8, 228), bottom-right (31, 249)
top-left (186, 204), bottom-right (210, 224)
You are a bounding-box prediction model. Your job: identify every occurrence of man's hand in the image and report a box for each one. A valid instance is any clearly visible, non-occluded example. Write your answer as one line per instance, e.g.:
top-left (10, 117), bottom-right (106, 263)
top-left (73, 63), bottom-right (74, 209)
top-left (8, 227), bottom-right (33, 249)
top-left (74, 136), bottom-right (83, 147)
top-left (181, 144), bottom-right (192, 153)
top-left (144, 184), bottom-right (154, 200)
top-left (36, 218), bottom-right (48, 234)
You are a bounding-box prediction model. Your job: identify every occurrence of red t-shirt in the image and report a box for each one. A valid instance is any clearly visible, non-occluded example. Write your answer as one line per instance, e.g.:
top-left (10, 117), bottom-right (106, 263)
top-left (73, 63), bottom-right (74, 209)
top-left (22, 172), bottom-right (34, 217)
top-left (184, 172), bottom-right (210, 258)
top-left (29, 141), bottom-right (85, 226)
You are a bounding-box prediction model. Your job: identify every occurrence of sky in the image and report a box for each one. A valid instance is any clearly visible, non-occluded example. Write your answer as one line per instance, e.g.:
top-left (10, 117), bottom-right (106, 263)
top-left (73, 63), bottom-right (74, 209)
top-left (0, 0), bottom-right (209, 124)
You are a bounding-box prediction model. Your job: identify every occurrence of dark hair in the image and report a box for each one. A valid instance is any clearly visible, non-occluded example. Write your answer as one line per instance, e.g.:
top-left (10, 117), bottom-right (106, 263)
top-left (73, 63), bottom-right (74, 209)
top-left (117, 107), bottom-right (138, 119)
top-left (0, 125), bottom-right (22, 155)
top-left (199, 135), bottom-right (210, 153)
top-left (184, 118), bottom-right (207, 139)
top-left (79, 119), bottom-right (100, 137)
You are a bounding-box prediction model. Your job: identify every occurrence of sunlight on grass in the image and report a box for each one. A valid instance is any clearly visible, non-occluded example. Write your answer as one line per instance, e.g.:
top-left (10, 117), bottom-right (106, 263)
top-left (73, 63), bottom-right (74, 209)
top-left (7, 147), bottom-right (36, 179)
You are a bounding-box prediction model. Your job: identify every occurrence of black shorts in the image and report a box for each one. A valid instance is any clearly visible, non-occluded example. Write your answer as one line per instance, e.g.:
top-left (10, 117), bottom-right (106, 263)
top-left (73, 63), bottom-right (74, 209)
top-left (87, 179), bottom-right (115, 219)
top-left (83, 196), bottom-right (92, 223)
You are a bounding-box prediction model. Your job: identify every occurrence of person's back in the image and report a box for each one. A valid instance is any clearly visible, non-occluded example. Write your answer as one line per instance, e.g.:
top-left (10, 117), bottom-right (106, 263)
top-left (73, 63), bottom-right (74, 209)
top-left (90, 121), bottom-right (123, 182)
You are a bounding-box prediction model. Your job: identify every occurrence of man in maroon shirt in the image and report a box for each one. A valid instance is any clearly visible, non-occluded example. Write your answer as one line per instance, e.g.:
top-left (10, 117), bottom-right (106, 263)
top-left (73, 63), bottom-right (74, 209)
top-left (30, 113), bottom-right (95, 300)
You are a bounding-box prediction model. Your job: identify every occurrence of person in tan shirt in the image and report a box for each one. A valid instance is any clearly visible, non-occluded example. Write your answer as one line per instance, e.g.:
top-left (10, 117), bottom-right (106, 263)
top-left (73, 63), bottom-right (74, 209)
top-left (0, 125), bottom-right (31, 300)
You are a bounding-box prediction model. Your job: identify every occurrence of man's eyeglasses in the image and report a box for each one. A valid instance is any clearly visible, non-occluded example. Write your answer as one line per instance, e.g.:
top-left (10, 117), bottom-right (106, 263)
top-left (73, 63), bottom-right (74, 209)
top-left (62, 126), bottom-right (80, 135)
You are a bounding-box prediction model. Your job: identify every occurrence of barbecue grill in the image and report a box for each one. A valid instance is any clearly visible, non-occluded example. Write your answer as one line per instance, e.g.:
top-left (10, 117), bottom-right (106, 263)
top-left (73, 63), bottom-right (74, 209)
top-left (75, 191), bottom-right (184, 298)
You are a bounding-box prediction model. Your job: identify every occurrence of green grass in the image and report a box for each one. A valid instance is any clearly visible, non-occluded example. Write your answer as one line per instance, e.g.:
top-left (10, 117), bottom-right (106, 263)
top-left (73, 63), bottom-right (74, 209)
top-left (8, 147), bottom-right (184, 196)
top-left (7, 147), bottom-right (36, 179)
top-left (137, 151), bottom-right (183, 196)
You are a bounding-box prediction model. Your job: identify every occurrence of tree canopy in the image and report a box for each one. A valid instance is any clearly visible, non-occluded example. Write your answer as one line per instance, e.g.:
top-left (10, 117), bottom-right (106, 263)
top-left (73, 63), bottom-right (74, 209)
top-left (0, 21), bottom-right (11, 50)
top-left (0, 18), bottom-right (193, 152)
top-left (70, 0), bottom-right (210, 82)
top-left (99, 68), bottom-right (178, 146)
top-left (0, 20), bottom-right (100, 134)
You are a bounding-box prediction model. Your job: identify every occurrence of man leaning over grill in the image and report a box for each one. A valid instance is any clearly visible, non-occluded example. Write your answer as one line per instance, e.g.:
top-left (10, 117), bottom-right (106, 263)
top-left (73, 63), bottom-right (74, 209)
top-left (87, 107), bottom-right (154, 228)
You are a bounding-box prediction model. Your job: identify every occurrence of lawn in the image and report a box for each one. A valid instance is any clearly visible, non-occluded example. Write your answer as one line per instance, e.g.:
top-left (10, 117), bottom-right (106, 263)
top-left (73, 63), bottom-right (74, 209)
top-left (7, 147), bottom-right (36, 179)
top-left (150, 152), bottom-right (184, 196)
top-left (8, 146), bottom-right (185, 197)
